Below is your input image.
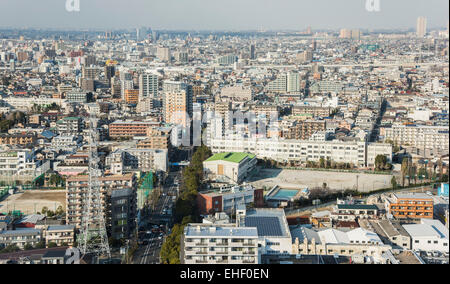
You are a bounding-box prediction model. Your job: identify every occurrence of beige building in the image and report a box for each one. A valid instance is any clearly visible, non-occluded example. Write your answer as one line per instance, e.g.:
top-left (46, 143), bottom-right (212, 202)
top-left (65, 174), bottom-right (137, 229)
top-left (203, 152), bottom-right (257, 184)
top-left (291, 227), bottom-right (392, 261)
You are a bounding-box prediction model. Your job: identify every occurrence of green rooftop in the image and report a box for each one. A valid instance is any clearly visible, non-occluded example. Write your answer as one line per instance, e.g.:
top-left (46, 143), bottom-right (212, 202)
top-left (337, 204), bottom-right (378, 210)
top-left (205, 152), bottom-right (256, 164)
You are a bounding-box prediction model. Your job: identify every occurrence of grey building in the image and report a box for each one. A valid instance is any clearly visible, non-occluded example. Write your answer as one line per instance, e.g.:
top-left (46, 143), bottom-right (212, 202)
top-left (111, 188), bottom-right (137, 240)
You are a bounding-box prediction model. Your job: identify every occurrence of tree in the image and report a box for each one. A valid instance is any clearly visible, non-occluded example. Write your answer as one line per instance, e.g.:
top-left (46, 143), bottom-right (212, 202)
top-left (55, 206), bottom-right (64, 216)
top-left (401, 158), bottom-right (409, 187)
top-left (47, 242), bottom-right (58, 248)
top-left (319, 157), bottom-right (325, 168)
top-left (0, 244), bottom-right (20, 253)
top-left (41, 206), bottom-right (49, 216)
top-left (375, 155), bottom-right (388, 171)
top-left (24, 243), bottom-right (34, 251)
top-left (391, 176), bottom-right (398, 190)
top-left (34, 240), bottom-right (45, 249)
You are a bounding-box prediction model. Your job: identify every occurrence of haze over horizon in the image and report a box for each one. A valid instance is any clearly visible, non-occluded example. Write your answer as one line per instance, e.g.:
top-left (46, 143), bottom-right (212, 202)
top-left (0, 0), bottom-right (448, 31)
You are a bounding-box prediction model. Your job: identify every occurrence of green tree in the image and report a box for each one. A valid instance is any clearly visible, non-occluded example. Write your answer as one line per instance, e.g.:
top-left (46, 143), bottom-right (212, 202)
top-left (391, 176), bottom-right (398, 190)
top-left (375, 155), bottom-right (388, 171)
top-left (401, 158), bottom-right (410, 187)
top-left (319, 157), bottom-right (325, 168)
top-left (24, 243), bottom-right (34, 251)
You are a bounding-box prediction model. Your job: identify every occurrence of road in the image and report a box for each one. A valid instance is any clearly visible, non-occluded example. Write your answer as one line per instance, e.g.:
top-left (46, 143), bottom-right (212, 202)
top-left (133, 168), bottom-right (183, 264)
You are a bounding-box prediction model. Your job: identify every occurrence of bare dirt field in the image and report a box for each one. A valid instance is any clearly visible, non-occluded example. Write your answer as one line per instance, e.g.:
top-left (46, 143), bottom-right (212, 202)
top-left (0, 190), bottom-right (66, 215)
top-left (248, 169), bottom-right (393, 193)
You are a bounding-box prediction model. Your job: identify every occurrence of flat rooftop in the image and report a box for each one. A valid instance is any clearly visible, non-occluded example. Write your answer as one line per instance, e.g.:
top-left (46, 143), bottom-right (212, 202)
top-left (394, 193), bottom-right (433, 200)
top-left (245, 209), bottom-right (291, 238)
top-left (205, 152), bottom-right (255, 164)
top-left (185, 225), bottom-right (258, 238)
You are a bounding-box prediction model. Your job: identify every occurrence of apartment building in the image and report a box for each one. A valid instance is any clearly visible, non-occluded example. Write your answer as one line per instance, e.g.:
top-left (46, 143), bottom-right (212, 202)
top-left (386, 193), bottom-right (434, 220)
top-left (163, 89), bottom-right (193, 127)
top-left (381, 125), bottom-right (449, 151)
top-left (209, 137), bottom-right (392, 168)
top-left (181, 224), bottom-right (259, 264)
top-left (250, 104), bottom-right (281, 120)
top-left (0, 134), bottom-right (36, 146)
top-left (109, 120), bottom-right (159, 138)
top-left (136, 127), bottom-right (171, 150)
top-left (267, 72), bottom-right (301, 93)
top-left (65, 173), bottom-right (137, 229)
top-left (124, 89), bottom-right (139, 104)
top-left (218, 86), bottom-right (253, 102)
top-left (292, 106), bottom-right (331, 118)
top-left (56, 117), bottom-right (83, 135)
top-left (111, 188), bottom-right (137, 240)
top-left (66, 91), bottom-right (89, 103)
top-left (106, 148), bottom-right (168, 173)
top-left (139, 73), bottom-right (158, 100)
top-left (0, 229), bottom-right (43, 249)
top-left (35, 225), bottom-right (75, 247)
top-left (0, 149), bottom-right (39, 177)
top-left (283, 120), bottom-right (326, 140)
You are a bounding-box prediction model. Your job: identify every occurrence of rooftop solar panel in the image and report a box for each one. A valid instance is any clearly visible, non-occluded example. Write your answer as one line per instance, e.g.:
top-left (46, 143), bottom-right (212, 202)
top-left (245, 216), bottom-right (283, 237)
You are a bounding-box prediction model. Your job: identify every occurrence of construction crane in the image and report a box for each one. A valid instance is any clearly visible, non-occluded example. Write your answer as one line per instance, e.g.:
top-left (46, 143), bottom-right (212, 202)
top-left (78, 114), bottom-right (111, 261)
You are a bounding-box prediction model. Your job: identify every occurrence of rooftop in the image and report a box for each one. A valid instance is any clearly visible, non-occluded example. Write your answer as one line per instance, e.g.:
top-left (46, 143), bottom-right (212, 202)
top-left (244, 208), bottom-right (291, 238)
top-left (394, 193), bottom-right (434, 200)
top-left (185, 224), bottom-right (258, 238)
top-left (205, 152), bottom-right (256, 164)
top-left (337, 204), bottom-right (378, 211)
top-left (403, 219), bottom-right (449, 239)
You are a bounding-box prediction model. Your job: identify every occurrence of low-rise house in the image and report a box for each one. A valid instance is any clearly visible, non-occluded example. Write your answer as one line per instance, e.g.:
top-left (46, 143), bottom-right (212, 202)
top-left (34, 225), bottom-right (75, 247)
top-left (0, 229), bottom-right (43, 249)
top-left (291, 226), bottom-right (391, 262)
top-left (331, 204), bottom-right (379, 221)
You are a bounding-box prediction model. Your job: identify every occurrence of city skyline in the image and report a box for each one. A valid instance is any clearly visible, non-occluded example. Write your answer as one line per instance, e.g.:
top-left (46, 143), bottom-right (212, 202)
top-left (0, 0), bottom-right (448, 31)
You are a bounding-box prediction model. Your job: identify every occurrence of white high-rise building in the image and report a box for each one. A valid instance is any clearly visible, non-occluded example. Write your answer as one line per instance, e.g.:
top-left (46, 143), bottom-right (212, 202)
top-left (417, 16), bottom-right (427, 37)
top-left (139, 73), bottom-right (159, 100)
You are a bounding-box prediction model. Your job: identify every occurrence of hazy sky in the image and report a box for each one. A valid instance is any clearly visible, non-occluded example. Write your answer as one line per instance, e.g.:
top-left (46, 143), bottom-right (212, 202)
top-left (0, 0), bottom-right (448, 30)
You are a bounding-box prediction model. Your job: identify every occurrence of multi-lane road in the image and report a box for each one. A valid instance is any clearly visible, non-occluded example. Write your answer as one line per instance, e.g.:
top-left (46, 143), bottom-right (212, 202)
top-left (133, 170), bottom-right (182, 264)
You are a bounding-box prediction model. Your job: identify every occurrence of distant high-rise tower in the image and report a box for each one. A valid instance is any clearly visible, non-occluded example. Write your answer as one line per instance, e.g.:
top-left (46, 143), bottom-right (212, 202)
top-left (250, 44), bottom-right (256, 60)
top-left (417, 16), bottom-right (427, 37)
